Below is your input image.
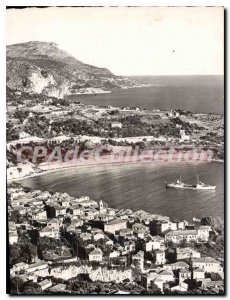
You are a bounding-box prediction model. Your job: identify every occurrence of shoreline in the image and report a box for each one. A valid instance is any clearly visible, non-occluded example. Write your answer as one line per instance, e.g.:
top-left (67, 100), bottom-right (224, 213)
top-left (8, 158), bottom-right (224, 183)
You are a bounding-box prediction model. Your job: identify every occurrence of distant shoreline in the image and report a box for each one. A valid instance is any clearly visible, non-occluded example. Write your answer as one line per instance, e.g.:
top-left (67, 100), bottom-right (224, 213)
top-left (8, 158), bottom-right (224, 183)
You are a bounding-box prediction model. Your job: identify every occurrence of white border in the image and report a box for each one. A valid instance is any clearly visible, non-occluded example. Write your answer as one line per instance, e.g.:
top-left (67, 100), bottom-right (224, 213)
top-left (1, 1), bottom-right (228, 299)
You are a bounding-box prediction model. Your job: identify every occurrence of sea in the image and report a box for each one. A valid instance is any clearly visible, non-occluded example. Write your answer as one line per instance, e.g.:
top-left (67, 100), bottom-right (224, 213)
top-left (21, 76), bottom-right (224, 220)
top-left (67, 75), bottom-right (224, 114)
top-left (21, 161), bottom-right (224, 220)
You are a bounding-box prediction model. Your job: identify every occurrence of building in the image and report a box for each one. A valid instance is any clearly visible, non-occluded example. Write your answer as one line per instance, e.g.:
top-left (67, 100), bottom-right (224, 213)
top-left (12, 262), bottom-right (29, 273)
top-left (88, 248), bottom-right (103, 262)
top-left (39, 226), bottom-right (59, 239)
top-left (99, 200), bottom-right (107, 214)
top-left (68, 206), bottom-right (83, 216)
top-left (197, 226), bottom-right (211, 241)
top-left (132, 251), bottom-right (144, 270)
top-left (48, 205), bottom-right (66, 218)
top-left (193, 268), bottom-right (205, 280)
top-left (47, 219), bottom-right (59, 230)
top-left (192, 257), bottom-right (221, 273)
top-left (150, 220), bottom-right (177, 236)
top-left (132, 223), bottom-right (149, 238)
top-left (179, 269), bottom-right (191, 283)
top-left (144, 236), bottom-right (163, 252)
top-left (38, 279), bottom-right (52, 291)
top-left (180, 129), bottom-right (190, 142)
top-left (111, 122), bottom-right (122, 129)
top-left (9, 232), bottom-right (18, 244)
top-left (104, 219), bottom-right (127, 233)
top-left (155, 250), bottom-right (166, 265)
top-left (176, 247), bottom-right (201, 260)
top-left (164, 261), bottom-right (190, 271)
top-left (165, 230), bottom-right (198, 244)
top-left (171, 282), bottom-right (188, 292)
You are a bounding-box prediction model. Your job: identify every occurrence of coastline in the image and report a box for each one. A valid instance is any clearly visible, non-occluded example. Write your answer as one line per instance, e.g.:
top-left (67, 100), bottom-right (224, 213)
top-left (7, 158), bottom-right (224, 183)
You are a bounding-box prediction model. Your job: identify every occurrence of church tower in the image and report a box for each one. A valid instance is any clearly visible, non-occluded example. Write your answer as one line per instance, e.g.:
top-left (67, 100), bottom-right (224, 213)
top-left (99, 200), bottom-right (107, 214)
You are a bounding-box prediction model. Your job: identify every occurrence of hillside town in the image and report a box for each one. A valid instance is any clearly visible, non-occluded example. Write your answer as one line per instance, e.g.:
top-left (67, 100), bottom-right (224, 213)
top-left (8, 182), bottom-right (224, 294)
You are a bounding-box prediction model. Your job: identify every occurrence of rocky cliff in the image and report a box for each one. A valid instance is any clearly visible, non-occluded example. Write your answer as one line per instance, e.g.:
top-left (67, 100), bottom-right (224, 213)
top-left (6, 41), bottom-right (139, 99)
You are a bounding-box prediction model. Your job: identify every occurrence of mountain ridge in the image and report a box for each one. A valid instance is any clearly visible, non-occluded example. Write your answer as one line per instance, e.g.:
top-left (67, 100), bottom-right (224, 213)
top-left (6, 41), bottom-right (140, 99)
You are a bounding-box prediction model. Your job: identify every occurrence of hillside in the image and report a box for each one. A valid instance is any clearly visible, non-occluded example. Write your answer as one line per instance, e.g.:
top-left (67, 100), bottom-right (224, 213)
top-left (6, 41), bottom-right (139, 99)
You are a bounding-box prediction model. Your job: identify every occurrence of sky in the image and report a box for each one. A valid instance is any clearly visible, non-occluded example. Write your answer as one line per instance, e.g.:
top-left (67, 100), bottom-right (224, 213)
top-left (6, 7), bottom-right (224, 76)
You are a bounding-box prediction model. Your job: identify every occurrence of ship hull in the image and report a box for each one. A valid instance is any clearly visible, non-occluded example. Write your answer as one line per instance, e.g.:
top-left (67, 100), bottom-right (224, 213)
top-left (166, 184), bottom-right (216, 190)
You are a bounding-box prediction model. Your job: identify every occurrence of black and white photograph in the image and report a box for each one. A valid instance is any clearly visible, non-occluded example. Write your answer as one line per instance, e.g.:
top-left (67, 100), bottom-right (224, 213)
top-left (5, 5), bottom-right (224, 295)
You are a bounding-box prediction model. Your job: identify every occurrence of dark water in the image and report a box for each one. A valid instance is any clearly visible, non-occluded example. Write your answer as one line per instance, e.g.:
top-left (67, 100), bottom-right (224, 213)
top-left (21, 162), bottom-right (224, 220)
top-left (67, 75), bottom-right (224, 114)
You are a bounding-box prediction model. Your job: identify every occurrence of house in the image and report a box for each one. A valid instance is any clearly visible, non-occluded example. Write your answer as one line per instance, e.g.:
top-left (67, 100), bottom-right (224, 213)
top-left (48, 205), bottom-right (66, 218)
top-left (132, 251), bottom-right (144, 270)
top-left (171, 282), bottom-right (188, 292)
top-left (157, 269), bottom-right (174, 282)
top-left (93, 232), bottom-right (105, 241)
top-left (48, 284), bottom-right (67, 293)
top-left (12, 262), bottom-right (28, 273)
top-left (164, 261), bottom-right (190, 271)
top-left (72, 218), bottom-right (84, 228)
top-left (197, 226), bottom-right (211, 241)
top-left (150, 220), bottom-right (177, 236)
top-left (179, 269), bottom-right (191, 283)
top-left (176, 247), bottom-right (201, 260)
top-left (141, 269), bottom-right (174, 292)
top-left (9, 232), bottom-right (18, 244)
top-left (47, 219), bottom-right (59, 230)
top-left (192, 257), bottom-right (221, 273)
top-left (80, 232), bottom-right (92, 241)
top-left (155, 250), bottom-right (166, 265)
top-left (38, 279), bottom-right (52, 291)
top-left (26, 262), bottom-right (48, 273)
top-left (59, 199), bottom-right (70, 207)
top-left (193, 268), bottom-right (205, 280)
top-left (68, 206), bottom-right (83, 216)
top-left (132, 223), bottom-right (149, 238)
top-left (88, 248), bottom-right (103, 262)
top-left (109, 250), bottom-right (120, 258)
top-left (165, 230), bottom-right (198, 244)
top-left (32, 210), bottom-right (47, 220)
top-left (121, 240), bottom-right (135, 253)
top-left (104, 219), bottom-right (127, 233)
top-left (111, 122), bottom-right (122, 129)
top-left (119, 228), bottom-right (133, 238)
top-left (39, 226), bottom-right (59, 239)
top-left (144, 236), bottom-right (163, 252)
top-left (180, 129), bottom-right (190, 142)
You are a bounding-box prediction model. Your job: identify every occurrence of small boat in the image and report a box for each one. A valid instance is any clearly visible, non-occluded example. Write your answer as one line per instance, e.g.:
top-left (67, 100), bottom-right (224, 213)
top-left (166, 175), bottom-right (216, 190)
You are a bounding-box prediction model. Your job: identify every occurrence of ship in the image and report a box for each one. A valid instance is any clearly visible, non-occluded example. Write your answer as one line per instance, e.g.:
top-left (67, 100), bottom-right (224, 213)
top-left (166, 175), bottom-right (216, 190)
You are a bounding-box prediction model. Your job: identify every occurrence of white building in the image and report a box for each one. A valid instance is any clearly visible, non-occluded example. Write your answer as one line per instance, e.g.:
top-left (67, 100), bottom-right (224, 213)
top-left (9, 232), bottom-right (18, 244)
top-left (171, 282), bottom-right (188, 292)
top-left (104, 219), bottom-right (127, 233)
top-left (39, 226), bottom-right (59, 239)
top-left (197, 225), bottom-right (211, 241)
top-left (165, 230), bottom-right (198, 244)
top-left (155, 250), bottom-right (166, 265)
top-left (111, 122), bottom-right (123, 129)
top-left (88, 248), bottom-right (103, 262)
top-left (192, 257), bottom-right (221, 273)
top-left (177, 247), bottom-right (201, 260)
top-left (193, 268), bottom-right (205, 280)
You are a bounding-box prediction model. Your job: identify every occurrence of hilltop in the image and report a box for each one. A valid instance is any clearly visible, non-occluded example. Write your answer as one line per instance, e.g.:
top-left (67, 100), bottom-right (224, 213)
top-left (6, 41), bottom-right (139, 99)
